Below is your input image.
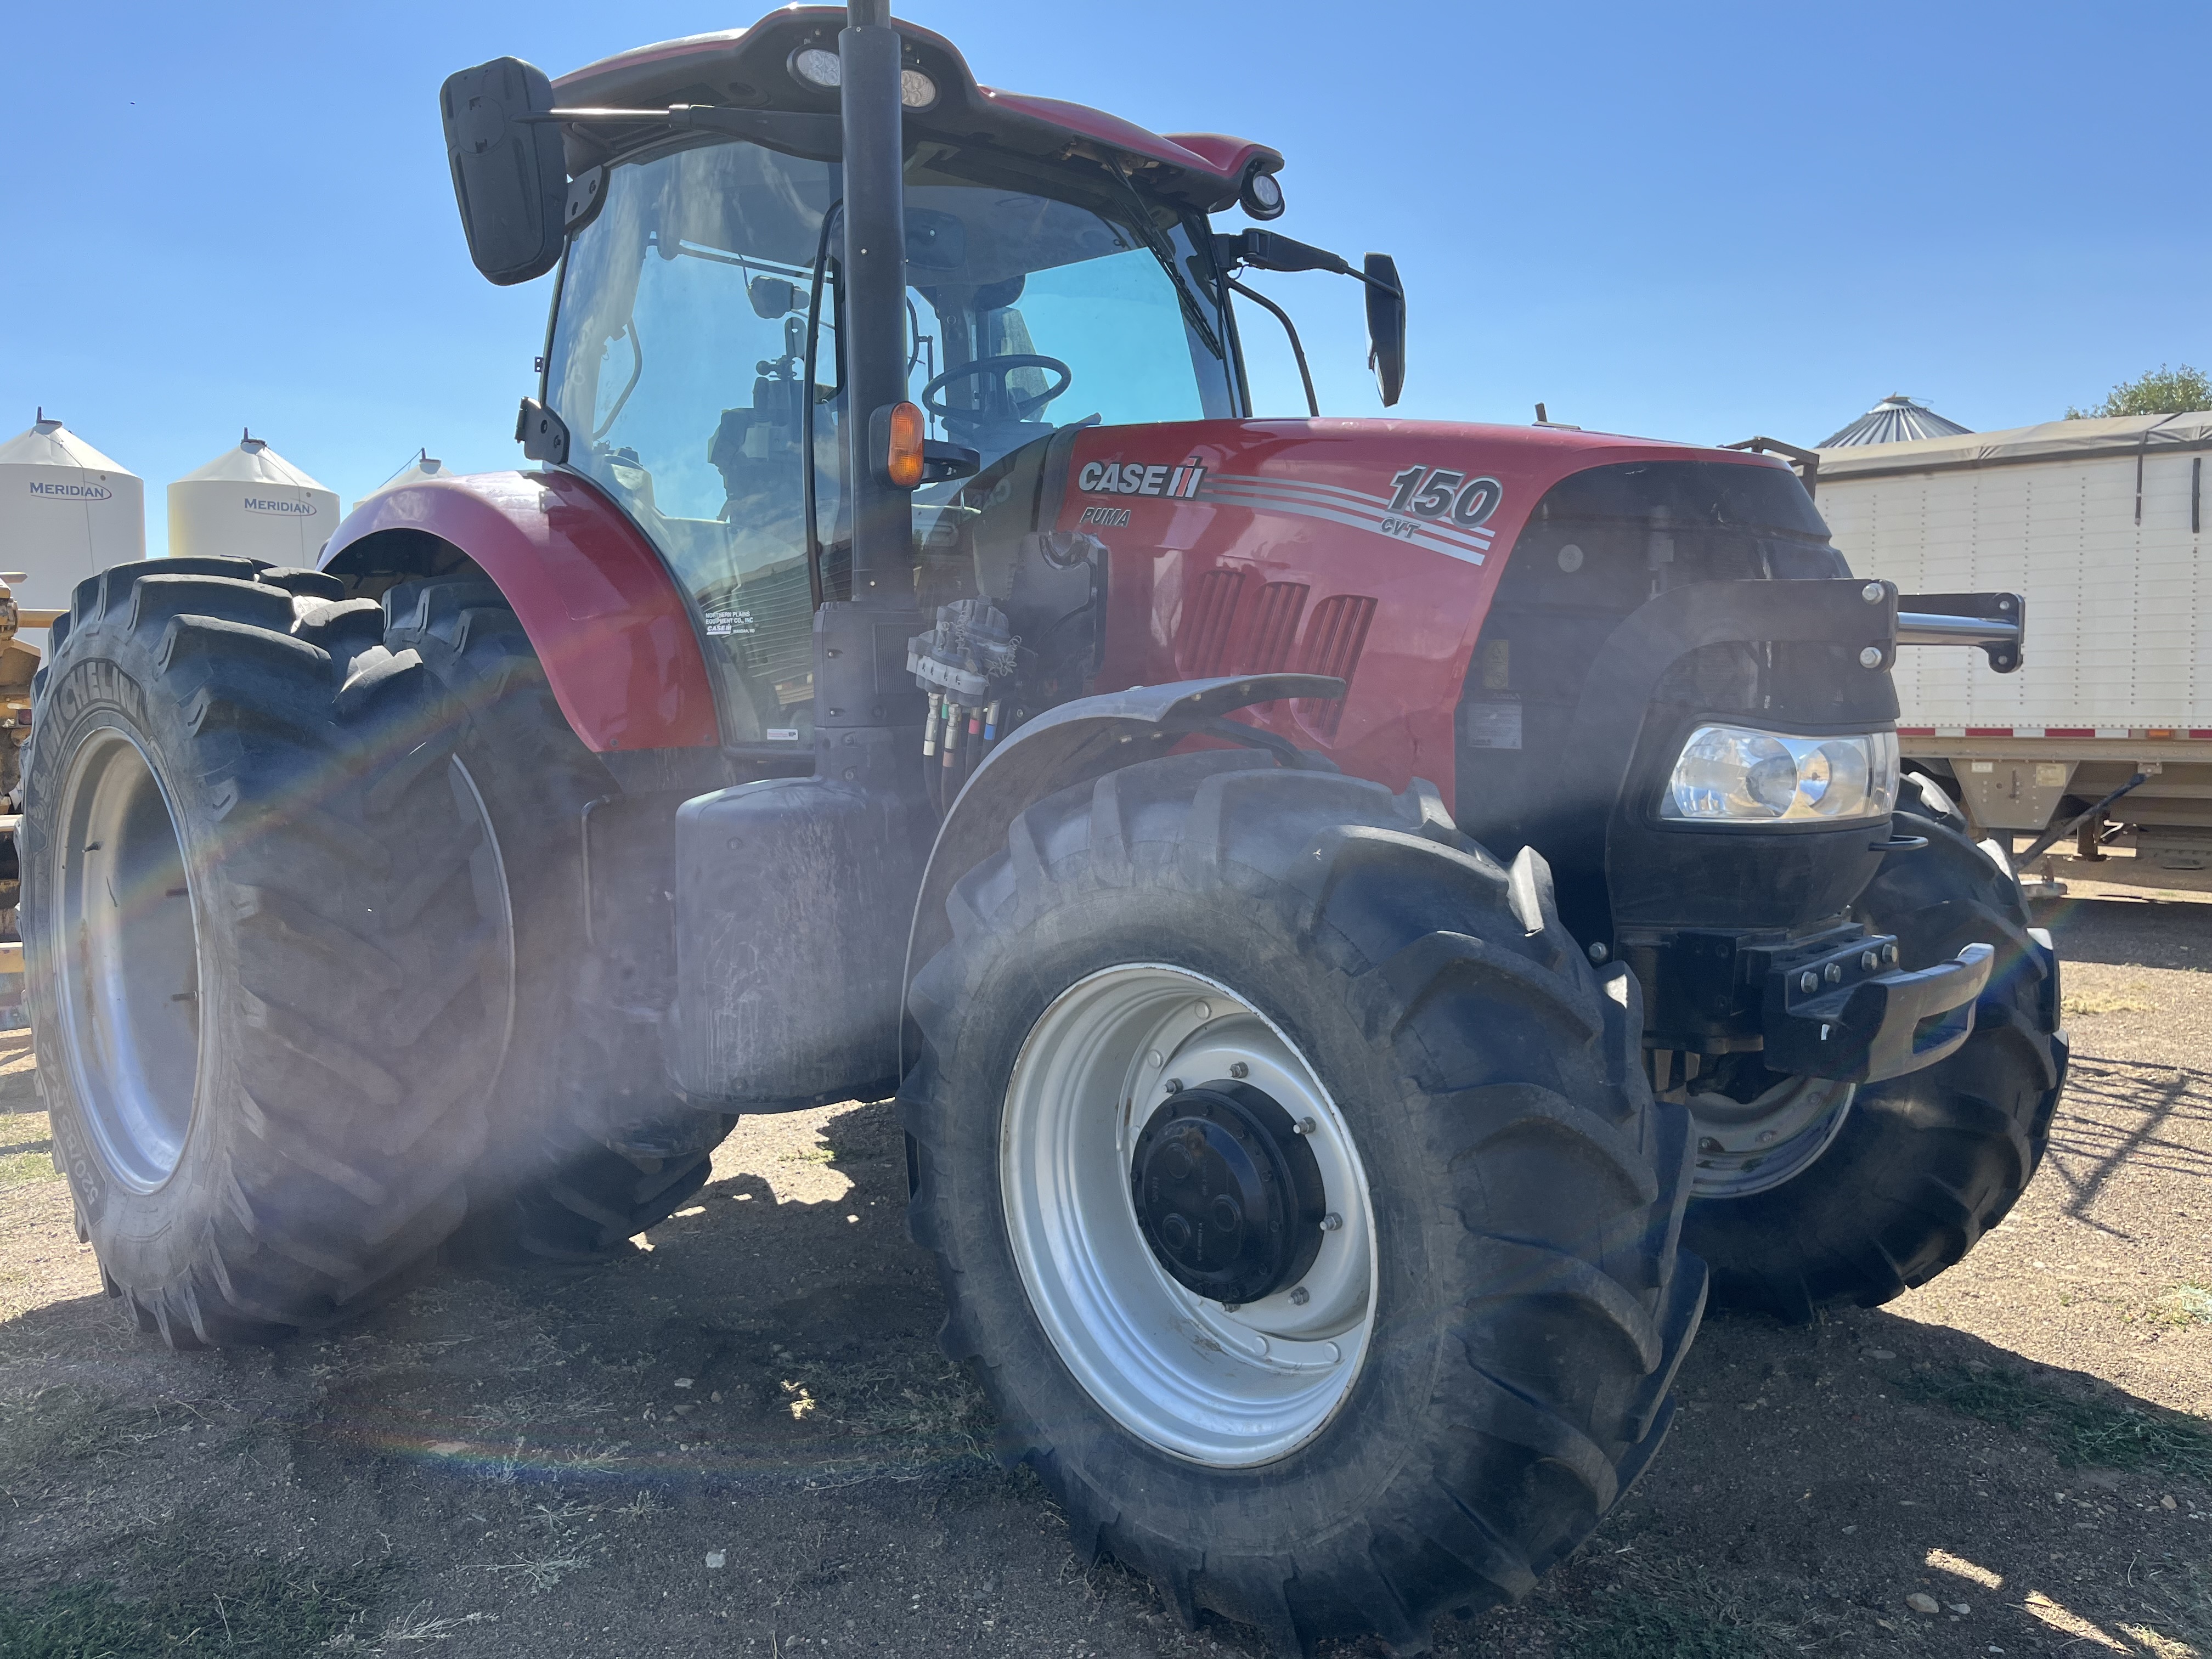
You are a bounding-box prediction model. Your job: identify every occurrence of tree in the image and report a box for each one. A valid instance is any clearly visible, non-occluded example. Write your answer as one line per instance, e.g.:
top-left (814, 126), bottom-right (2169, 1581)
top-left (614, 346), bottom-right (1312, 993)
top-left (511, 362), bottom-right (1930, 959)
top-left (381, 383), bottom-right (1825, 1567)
top-left (2067, 363), bottom-right (2212, 419)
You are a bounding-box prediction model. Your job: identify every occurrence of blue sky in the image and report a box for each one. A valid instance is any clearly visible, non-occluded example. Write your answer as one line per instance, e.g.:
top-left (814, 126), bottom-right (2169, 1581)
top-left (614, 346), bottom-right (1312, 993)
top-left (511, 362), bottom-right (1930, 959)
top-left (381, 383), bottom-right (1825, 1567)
top-left (4, 2), bottom-right (2202, 553)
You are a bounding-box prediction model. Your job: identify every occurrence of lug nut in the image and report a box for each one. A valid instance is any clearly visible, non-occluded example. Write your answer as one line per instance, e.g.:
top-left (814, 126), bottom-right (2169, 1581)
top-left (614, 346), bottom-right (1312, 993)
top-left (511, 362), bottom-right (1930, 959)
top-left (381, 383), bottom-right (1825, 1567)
top-left (1859, 645), bottom-right (1884, 668)
top-left (1860, 950), bottom-right (1880, 971)
top-left (1163, 1077), bottom-right (1184, 1094)
top-left (1229, 1061), bottom-right (1249, 1079)
top-left (1824, 962), bottom-right (1843, 984)
top-left (1320, 1212), bottom-right (1343, 1232)
top-left (1288, 1286), bottom-right (1311, 1306)
top-left (1295, 1116), bottom-right (1318, 1135)
top-left (1799, 970), bottom-right (1819, 993)
top-left (1220, 1301), bottom-right (1241, 1313)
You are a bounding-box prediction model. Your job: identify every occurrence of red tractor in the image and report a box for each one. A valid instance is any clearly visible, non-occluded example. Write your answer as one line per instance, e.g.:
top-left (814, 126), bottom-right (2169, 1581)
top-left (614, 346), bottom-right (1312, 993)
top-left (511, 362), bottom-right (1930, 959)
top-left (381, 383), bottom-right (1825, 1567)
top-left (20, 5), bottom-right (2064, 1650)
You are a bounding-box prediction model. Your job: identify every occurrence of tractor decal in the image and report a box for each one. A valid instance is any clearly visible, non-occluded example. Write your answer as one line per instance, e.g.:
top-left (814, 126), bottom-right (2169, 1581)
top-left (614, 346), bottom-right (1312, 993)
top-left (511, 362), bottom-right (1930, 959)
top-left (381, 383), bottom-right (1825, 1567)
top-left (1076, 460), bottom-right (1209, 498)
top-left (1195, 471), bottom-right (1494, 566)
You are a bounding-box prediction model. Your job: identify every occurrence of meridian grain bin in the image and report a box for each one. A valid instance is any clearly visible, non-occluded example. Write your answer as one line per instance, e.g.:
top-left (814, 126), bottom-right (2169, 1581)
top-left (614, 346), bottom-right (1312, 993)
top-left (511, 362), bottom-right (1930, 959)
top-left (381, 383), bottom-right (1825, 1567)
top-left (0, 412), bottom-right (146, 614)
top-left (168, 431), bottom-right (338, 563)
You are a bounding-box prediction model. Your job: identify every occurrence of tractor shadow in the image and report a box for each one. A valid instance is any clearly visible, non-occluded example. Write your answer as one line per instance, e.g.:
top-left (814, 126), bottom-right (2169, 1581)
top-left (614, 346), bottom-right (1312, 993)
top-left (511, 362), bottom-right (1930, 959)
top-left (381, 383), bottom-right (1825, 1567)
top-left (1450, 1303), bottom-right (2212, 1657)
top-left (2, 1082), bottom-right (2206, 1658)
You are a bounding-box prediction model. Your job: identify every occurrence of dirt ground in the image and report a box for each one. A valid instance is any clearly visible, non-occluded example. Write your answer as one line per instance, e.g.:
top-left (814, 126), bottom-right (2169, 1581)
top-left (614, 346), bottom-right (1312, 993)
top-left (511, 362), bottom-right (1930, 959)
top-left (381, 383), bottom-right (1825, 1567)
top-left (0, 847), bottom-right (2206, 1657)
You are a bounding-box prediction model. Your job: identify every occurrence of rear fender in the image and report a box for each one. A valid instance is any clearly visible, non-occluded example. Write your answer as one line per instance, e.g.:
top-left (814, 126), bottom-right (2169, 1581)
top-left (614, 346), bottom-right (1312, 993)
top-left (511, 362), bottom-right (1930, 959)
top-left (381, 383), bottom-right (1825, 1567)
top-left (321, 469), bottom-right (719, 752)
top-left (901, 673), bottom-right (1342, 1032)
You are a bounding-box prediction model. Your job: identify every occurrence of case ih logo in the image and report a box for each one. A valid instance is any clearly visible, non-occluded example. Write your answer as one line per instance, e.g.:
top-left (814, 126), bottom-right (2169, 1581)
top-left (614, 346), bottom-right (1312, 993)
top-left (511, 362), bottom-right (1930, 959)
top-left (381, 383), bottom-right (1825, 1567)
top-left (243, 496), bottom-right (319, 516)
top-left (1077, 460), bottom-right (1207, 499)
top-left (29, 481), bottom-right (112, 500)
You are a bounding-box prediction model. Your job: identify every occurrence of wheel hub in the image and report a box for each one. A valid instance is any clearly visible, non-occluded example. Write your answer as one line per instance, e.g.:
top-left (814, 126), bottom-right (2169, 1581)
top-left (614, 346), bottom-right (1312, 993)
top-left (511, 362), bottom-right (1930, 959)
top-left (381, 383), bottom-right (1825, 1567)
top-left (1130, 1081), bottom-right (1325, 1306)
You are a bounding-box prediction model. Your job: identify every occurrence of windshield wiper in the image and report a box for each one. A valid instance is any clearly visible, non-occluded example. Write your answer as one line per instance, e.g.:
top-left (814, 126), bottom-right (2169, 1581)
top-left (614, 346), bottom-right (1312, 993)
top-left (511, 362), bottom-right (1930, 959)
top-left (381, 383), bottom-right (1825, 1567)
top-left (1097, 160), bottom-right (1223, 360)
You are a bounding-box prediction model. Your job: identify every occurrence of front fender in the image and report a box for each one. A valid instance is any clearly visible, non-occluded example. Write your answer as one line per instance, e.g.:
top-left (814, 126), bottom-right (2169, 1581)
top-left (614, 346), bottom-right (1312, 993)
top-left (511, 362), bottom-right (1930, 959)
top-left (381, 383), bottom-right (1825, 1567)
top-left (901, 673), bottom-right (1342, 1013)
top-left (322, 469), bottom-right (719, 752)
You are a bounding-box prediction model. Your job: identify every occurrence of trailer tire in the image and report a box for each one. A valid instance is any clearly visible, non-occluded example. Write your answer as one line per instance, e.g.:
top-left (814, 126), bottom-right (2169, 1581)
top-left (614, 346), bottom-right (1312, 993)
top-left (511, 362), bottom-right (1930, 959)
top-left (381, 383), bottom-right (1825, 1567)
top-left (382, 576), bottom-right (733, 1261)
top-left (20, 558), bottom-right (509, 1344)
top-left (902, 752), bottom-right (1703, 1656)
top-left (1684, 810), bottom-right (2066, 1320)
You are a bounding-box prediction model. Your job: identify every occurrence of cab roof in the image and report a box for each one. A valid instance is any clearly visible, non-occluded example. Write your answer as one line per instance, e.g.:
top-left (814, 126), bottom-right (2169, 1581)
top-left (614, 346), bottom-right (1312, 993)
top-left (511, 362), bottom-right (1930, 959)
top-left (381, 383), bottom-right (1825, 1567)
top-left (552, 6), bottom-right (1280, 216)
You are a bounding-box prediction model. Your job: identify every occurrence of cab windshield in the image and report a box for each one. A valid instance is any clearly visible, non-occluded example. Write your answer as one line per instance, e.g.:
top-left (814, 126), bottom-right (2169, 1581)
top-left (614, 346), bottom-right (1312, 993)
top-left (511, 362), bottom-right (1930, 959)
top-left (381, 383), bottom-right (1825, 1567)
top-left (545, 136), bottom-right (1238, 747)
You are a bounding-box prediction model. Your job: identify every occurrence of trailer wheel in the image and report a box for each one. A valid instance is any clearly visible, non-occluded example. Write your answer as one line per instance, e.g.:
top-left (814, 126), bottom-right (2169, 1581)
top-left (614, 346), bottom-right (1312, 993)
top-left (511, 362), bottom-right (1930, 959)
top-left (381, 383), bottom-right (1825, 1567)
top-left (20, 558), bottom-right (508, 1344)
top-left (1683, 810), bottom-right (2066, 1319)
top-left (382, 576), bottom-right (733, 1260)
top-left (903, 753), bottom-right (1703, 1655)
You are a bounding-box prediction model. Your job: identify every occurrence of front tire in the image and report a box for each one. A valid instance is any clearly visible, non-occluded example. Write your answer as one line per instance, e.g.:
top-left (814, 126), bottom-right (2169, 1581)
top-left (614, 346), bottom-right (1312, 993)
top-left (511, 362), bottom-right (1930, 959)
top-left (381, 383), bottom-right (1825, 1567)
top-left (903, 753), bottom-right (1703, 1655)
top-left (1684, 810), bottom-right (2067, 1318)
top-left (22, 558), bottom-right (510, 1344)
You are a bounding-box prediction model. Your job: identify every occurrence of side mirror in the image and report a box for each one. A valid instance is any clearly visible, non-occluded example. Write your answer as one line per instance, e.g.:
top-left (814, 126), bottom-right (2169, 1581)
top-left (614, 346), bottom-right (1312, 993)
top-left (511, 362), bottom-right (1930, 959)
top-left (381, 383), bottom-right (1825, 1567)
top-left (749, 277), bottom-right (799, 318)
top-left (441, 57), bottom-right (568, 286)
top-left (1363, 254), bottom-right (1406, 408)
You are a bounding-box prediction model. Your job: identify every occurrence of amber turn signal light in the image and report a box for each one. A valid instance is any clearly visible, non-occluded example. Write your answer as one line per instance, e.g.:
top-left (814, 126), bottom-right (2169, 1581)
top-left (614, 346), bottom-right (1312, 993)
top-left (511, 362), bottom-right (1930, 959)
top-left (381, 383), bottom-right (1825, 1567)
top-left (884, 400), bottom-right (925, 489)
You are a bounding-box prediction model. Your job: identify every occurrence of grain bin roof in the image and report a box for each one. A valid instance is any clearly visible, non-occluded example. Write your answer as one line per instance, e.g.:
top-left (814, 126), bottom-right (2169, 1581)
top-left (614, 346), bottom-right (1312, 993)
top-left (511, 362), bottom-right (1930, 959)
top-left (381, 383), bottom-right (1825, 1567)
top-left (1818, 410), bottom-right (2212, 482)
top-left (174, 433), bottom-right (331, 494)
top-left (0, 414), bottom-right (137, 478)
top-left (1818, 395), bottom-right (1973, 448)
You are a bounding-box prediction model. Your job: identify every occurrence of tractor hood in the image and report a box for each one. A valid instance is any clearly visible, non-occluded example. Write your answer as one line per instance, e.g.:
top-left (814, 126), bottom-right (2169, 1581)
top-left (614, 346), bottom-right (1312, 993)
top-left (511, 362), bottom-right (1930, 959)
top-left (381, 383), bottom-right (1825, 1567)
top-left (1006, 417), bottom-right (1803, 795)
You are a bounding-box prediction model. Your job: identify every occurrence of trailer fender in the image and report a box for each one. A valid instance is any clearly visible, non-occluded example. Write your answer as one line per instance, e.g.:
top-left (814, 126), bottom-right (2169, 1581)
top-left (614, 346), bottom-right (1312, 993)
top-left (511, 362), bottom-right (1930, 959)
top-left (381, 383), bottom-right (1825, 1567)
top-left (901, 673), bottom-right (1342, 1013)
top-left (321, 469), bottom-right (718, 752)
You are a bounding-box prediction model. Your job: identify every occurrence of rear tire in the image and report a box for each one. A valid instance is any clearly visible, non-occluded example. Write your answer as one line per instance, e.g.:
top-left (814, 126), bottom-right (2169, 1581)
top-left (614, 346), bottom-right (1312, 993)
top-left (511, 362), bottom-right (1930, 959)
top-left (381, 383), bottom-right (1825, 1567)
top-left (1684, 810), bottom-right (2066, 1319)
top-left (21, 558), bottom-right (508, 1343)
top-left (904, 753), bottom-right (1703, 1655)
top-left (382, 576), bottom-right (732, 1260)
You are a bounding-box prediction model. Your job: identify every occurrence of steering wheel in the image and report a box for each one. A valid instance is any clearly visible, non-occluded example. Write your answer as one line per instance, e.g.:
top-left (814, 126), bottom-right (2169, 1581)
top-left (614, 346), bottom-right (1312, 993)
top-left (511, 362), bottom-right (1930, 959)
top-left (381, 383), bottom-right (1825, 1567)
top-left (921, 353), bottom-right (1074, 427)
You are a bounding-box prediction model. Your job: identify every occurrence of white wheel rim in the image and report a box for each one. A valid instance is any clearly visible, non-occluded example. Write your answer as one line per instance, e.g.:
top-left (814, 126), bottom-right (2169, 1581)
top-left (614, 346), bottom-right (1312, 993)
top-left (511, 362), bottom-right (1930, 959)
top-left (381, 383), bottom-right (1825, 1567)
top-left (52, 725), bottom-right (205, 1192)
top-left (1000, 964), bottom-right (1377, 1468)
top-left (1687, 1073), bottom-right (1855, 1199)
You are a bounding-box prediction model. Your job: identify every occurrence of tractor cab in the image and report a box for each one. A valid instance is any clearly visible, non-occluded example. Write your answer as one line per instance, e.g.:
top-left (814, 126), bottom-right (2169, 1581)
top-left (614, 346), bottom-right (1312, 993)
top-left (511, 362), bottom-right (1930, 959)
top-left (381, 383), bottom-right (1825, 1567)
top-left (543, 128), bottom-right (1239, 747)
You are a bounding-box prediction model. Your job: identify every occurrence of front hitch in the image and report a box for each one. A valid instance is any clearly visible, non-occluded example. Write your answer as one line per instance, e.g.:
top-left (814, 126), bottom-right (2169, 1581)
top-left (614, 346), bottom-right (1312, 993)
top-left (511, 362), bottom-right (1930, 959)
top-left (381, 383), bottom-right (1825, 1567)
top-left (1761, 939), bottom-right (1993, 1082)
top-left (1634, 921), bottom-right (1993, 1088)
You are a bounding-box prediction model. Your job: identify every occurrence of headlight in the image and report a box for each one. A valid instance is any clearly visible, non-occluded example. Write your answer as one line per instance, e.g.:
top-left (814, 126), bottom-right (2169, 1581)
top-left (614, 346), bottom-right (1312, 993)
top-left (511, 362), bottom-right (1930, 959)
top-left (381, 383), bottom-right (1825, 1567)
top-left (1662, 725), bottom-right (1898, 824)
top-left (789, 46), bottom-right (842, 89)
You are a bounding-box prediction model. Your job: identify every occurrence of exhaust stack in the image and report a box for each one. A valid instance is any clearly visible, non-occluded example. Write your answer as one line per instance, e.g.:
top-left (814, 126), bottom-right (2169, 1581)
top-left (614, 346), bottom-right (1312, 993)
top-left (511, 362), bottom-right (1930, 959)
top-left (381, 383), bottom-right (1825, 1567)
top-left (838, 0), bottom-right (915, 592)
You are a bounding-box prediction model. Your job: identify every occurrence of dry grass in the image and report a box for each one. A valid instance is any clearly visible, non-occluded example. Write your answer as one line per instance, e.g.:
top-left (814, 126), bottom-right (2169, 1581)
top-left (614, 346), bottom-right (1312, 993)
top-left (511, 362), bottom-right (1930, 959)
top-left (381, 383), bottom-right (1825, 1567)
top-left (1547, 1564), bottom-right (1785, 1659)
top-left (1895, 1365), bottom-right (2212, 1480)
top-left (0, 1523), bottom-right (386, 1657)
top-left (0, 1383), bottom-right (200, 1494)
top-left (0, 1114), bottom-right (55, 1189)
top-left (2151, 1281), bottom-right (2212, 1328)
top-left (2063, 985), bottom-right (2159, 1015)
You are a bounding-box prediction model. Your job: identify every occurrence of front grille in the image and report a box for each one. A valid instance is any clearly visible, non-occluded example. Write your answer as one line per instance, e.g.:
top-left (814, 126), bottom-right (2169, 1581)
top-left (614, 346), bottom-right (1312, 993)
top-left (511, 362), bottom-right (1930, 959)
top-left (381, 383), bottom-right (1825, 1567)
top-left (1296, 593), bottom-right (1376, 738)
top-left (1455, 460), bottom-right (1847, 857)
top-left (1180, 567), bottom-right (1248, 678)
top-left (1242, 580), bottom-right (1309, 675)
